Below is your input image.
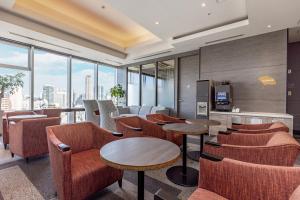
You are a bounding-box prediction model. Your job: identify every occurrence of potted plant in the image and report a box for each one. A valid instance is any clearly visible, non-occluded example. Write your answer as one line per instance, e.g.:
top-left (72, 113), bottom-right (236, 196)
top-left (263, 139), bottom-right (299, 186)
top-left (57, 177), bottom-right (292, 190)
top-left (110, 84), bottom-right (125, 106)
top-left (0, 73), bottom-right (25, 134)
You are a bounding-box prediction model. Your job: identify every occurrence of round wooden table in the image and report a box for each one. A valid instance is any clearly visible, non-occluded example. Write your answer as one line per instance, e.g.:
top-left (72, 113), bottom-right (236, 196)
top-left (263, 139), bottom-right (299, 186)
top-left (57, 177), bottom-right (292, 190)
top-left (100, 137), bottom-right (180, 200)
top-left (162, 123), bottom-right (208, 187)
top-left (185, 119), bottom-right (221, 161)
top-left (8, 114), bottom-right (47, 122)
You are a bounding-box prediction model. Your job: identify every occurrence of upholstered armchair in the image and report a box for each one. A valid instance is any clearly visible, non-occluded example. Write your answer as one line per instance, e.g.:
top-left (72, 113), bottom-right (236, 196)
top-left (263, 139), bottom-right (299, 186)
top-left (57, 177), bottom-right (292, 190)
top-left (188, 153), bottom-right (300, 200)
top-left (146, 113), bottom-right (185, 146)
top-left (228, 122), bottom-right (289, 134)
top-left (83, 100), bottom-right (100, 125)
top-left (98, 100), bottom-right (118, 131)
top-left (2, 111), bottom-right (36, 149)
top-left (36, 108), bottom-right (62, 118)
top-left (115, 116), bottom-right (182, 146)
top-left (47, 122), bottom-right (123, 200)
top-left (9, 117), bottom-right (61, 162)
top-left (204, 132), bottom-right (300, 166)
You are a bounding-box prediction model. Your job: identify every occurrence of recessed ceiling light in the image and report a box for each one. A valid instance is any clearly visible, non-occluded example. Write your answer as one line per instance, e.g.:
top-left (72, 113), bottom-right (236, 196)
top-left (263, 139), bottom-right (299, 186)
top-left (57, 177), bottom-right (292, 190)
top-left (201, 2), bottom-right (206, 7)
top-left (267, 25), bottom-right (272, 28)
top-left (155, 21), bottom-right (159, 25)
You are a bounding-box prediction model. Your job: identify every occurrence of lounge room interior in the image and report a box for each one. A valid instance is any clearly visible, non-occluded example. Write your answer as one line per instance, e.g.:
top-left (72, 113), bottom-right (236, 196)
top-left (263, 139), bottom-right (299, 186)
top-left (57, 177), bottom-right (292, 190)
top-left (0, 0), bottom-right (300, 200)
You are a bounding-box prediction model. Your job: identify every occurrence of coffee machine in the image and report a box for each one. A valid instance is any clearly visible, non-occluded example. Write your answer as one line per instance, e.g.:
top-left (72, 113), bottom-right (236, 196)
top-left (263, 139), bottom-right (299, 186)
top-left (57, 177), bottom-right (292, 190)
top-left (215, 82), bottom-right (232, 111)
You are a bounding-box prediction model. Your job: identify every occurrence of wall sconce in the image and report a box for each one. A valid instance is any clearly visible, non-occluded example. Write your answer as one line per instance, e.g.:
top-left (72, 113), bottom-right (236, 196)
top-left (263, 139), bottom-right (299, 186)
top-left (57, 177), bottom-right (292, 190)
top-left (258, 75), bottom-right (277, 86)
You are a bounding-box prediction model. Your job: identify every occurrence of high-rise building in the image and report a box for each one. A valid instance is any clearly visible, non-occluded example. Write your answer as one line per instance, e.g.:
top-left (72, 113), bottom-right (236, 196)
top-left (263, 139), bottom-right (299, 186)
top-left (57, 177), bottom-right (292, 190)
top-left (42, 85), bottom-right (54, 106)
top-left (55, 89), bottom-right (67, 108)
top-left (85, 75), bottom-right (93, 99)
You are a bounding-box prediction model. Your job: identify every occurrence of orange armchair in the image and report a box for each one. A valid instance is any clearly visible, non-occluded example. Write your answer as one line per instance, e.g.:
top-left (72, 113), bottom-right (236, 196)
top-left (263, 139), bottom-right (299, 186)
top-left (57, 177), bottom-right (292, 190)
top-left (9, 117), bottom-right (61, 161)
top-left (146, 113), bottom-right (184, 146)
top-left (228, 122), bottom-right (289, 134)
top-left (47, 122), bottom-right (123, 200)
top-left (2, 111), bottom-right (36, 149)
top-left (115, 116), bottom-right (182, 146)
top-left (36, 108), bottom-right (62, 118)
top-left (188, 153), bottom-right (300, 200)
top-left (204, 132), bottom-right (300, 166)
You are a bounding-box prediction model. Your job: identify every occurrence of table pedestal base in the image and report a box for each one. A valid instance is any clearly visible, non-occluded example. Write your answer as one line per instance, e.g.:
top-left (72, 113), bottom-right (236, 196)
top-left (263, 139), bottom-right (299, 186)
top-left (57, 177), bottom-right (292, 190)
top-left (166, 166), bottom-right (198, 187)
top-left (138, 171), bottom-right (144, 200)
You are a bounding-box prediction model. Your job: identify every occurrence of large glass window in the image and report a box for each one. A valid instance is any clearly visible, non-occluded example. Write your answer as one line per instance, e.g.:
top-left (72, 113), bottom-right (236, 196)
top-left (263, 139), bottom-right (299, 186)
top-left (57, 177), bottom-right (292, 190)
top-left (98, 65), bottom-right (116, 100)
top-left (0, 41), bottom-right (29, 68)
top-left (71, 59), bottom-right (95, 107)
top-left (127, 66), bottom-right (140, 106)
top-left (0, 68), bottom-right (30, 111)
top-left (157, 60), bottom-right (175, 108)
top-left (34, 50), bottom-right (68, 109)
top-left (141, 63), bottom-right (156, 106)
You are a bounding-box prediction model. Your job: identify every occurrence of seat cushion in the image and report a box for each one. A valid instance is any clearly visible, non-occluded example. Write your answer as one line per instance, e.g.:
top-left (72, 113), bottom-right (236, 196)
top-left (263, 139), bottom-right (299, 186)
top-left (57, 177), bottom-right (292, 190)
top-left (290, 185), bottom-right (300, 200)
top-left (129, 106), bottom-right (141, 114)
top-left (188, 188), bottom-right (228, 200)
top-left (71, 149), bottom-right (123, 200)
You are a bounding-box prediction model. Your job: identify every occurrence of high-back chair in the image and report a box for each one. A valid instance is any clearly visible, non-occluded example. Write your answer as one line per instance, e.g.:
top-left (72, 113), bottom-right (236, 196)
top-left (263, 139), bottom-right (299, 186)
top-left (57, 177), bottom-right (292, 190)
top-left (9, 117), bottom-right (61, 162)
top-left (204, 132), bottom-right (300, 166)
top-left (83, 100), bottom-right (100, 125)
top-left (47, 122), bottom-right (123, 200)
top-left (228, 122), bottom-right (289, 134)
top-left (97, 100), bottom-right (118, 131)
top-left (188, 153), bottom-right (300, 200)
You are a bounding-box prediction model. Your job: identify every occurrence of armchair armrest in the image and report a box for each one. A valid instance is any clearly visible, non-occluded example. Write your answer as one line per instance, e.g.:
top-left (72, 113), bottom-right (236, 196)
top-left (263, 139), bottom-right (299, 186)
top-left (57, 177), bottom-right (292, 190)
top-left (119, 122), bottom-right (143, 131)
top-left (227, 128), bottom-right (238, 132)
top-left (58, 143), bottom-right (71, 152)
top-left (199, 157), bottom-right (300, 199)
top-left (219, 130), bottom-right (232, 135)
top-left (205, 141), bottom-right (221, 147)
top-left (200, 152), bottom-right (223, 161)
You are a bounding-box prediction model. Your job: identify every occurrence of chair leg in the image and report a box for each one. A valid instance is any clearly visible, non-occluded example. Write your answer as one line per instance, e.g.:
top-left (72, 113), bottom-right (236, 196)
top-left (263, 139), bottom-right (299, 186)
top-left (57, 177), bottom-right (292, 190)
top-left (25, 158), bottom-right (29, 163)
top-left (4, 144), bottom-right (7, 150)
top-left (11, 152), bottom-right (14, 158)
top-left (118, 179), bottom-right (122, 188)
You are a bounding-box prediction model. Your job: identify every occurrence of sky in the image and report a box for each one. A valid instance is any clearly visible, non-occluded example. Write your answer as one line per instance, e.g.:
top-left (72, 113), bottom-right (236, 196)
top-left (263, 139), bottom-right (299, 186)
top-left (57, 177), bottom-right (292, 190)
top-left (0, 43), bottom-right (117, 101)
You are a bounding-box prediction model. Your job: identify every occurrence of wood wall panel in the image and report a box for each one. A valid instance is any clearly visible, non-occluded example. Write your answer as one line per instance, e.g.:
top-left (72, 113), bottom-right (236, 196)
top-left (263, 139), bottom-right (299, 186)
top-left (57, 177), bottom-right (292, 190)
top-left (200, 30), bottom-right (287, 113)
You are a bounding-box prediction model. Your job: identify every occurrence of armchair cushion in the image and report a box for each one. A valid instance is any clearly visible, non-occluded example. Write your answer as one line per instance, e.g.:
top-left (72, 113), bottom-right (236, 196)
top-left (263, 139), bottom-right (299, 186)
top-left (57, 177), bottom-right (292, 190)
top-left (290, 185), bottom-right (300, 200)
top-left (71, 149), bottom-right (123, 200)
top-left (188, 188), bottom-right (227, 200)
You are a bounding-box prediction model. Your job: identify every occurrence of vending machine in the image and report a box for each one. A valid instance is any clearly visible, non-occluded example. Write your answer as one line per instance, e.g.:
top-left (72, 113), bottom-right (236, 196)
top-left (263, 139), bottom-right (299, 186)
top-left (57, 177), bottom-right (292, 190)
top-left (196, 80), bottom-right (214, 119)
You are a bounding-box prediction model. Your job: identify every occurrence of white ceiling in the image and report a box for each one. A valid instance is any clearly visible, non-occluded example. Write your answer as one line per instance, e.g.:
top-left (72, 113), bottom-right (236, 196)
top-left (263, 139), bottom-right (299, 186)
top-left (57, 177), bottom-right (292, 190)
top-left (0, 0), bottom-right (300, 66)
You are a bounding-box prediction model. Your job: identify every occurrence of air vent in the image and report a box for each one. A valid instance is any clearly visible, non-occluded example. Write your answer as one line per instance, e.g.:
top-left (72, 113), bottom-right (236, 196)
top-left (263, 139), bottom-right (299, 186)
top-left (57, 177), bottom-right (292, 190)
top-left (9, 32), bottom-right (80, 52)
top-left (205, 34), bottom-right (245, 45)
top-left (173, 18), bottom-right (248, 40)
top-left (133, 50), bottom-right (172, 60)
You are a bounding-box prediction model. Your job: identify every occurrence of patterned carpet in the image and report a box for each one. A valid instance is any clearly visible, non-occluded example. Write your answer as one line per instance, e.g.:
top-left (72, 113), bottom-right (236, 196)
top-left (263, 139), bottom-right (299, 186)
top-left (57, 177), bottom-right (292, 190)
top-left (0, 135), bottom-right (208, 200)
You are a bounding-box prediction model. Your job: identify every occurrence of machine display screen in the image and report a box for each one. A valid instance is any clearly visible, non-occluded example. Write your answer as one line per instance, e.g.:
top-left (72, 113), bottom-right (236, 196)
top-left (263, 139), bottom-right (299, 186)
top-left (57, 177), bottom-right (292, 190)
top-left (216, 92), bottom-right (228, 101)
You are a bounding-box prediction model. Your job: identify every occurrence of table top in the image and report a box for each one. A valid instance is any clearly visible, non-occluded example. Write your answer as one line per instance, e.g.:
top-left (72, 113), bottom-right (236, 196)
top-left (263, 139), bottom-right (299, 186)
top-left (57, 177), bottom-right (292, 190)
top-left (8, 114), bottom-right (47, 121)
top-left (185, 119), bottom-right (221, 126)
top-left (100, 137), bottom-right (180, 171)
top-left (163, 123), bottom-right (208, 135)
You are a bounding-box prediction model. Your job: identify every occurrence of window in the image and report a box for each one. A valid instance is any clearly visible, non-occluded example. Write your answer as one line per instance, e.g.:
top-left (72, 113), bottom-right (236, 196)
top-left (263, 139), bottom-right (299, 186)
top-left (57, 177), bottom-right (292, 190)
top-left (0, 41), bottom-right (29, 68)
top-left (127, 66), bottom-right (140, 106)
top-left (71, 59), bottom-right (95, 107)
top-left (0, 68), bottom-right (30, 111)
top-left (157, 60), bottom-right (175, 108)
top-left (98, 65), bottom-right (116, 100)
top-left (141, 63), bottom-right (156, 106)
top-left (34, 50), bottom-right (68, 109)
